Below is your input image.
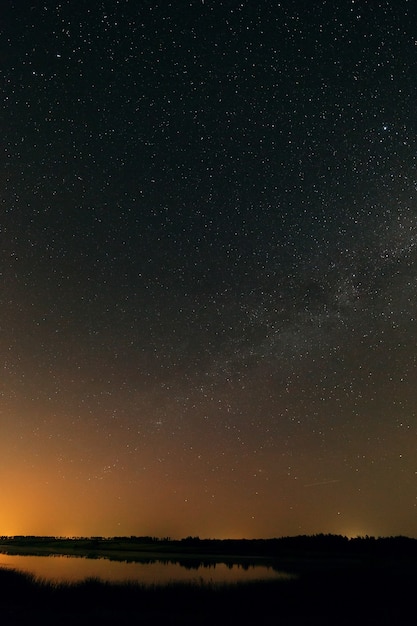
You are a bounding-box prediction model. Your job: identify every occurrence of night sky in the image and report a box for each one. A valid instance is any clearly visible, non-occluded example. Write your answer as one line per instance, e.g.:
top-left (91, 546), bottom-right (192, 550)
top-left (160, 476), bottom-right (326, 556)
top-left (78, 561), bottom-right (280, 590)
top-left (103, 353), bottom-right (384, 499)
top-left (1, 0), bottom-right (417, 539)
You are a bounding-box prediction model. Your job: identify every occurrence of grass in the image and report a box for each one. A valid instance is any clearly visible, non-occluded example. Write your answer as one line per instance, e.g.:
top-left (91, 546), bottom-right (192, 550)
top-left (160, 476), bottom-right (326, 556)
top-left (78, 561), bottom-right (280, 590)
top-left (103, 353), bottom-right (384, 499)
top-left (1, 557), bottom-right (417, 626)
top-left (1, 536), bottom-right (417, 624)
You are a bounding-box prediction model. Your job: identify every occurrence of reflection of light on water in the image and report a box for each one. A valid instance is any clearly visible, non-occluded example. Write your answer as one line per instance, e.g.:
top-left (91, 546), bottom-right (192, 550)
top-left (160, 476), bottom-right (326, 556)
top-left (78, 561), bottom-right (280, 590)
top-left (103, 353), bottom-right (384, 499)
top-left (0, 554), bottom-right (292, 585)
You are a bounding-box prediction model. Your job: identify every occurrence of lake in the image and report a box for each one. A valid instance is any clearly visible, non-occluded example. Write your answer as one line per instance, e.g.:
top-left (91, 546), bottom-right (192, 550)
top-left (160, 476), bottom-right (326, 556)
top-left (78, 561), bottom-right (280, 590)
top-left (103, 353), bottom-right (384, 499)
top-left (0, 552), bottom-right (292, 585)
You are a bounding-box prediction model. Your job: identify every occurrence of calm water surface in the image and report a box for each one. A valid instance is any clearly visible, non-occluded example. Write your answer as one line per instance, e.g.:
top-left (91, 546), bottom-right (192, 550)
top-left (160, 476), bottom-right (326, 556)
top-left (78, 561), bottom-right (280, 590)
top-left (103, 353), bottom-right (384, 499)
top-left (0, 553), bottom-right (291, 585)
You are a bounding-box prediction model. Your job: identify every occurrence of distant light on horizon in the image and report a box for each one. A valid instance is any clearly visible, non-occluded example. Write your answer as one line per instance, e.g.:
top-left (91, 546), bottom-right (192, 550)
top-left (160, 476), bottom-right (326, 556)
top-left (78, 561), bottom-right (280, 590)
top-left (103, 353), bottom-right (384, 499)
top-left (1, 0), bottom-right (416, 541)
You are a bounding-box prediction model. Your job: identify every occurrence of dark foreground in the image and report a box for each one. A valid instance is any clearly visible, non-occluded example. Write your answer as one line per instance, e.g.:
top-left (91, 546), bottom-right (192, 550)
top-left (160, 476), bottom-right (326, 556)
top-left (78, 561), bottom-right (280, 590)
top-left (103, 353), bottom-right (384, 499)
top-left (1, 535), bottom-right (417, 625)
top-left (1, 558), bottom-right (416, 626)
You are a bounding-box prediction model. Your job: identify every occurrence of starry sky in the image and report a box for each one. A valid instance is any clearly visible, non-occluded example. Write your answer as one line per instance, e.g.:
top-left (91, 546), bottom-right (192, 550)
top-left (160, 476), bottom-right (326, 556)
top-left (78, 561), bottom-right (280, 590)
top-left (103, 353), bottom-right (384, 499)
top-left (1, 0), bottom-right (417, 539)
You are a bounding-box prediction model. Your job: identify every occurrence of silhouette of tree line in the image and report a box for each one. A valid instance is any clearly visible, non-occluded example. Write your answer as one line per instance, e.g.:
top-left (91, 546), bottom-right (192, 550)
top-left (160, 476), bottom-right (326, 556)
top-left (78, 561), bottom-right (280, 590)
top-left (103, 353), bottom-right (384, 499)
top-left (1, 533), bottom-right (417, 558)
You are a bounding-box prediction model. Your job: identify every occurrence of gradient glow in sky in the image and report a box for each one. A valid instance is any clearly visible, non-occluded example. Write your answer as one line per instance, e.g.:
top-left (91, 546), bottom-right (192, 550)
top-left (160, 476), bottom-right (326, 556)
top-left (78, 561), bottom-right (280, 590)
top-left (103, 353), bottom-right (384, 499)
top-left (1, 0), bottom-right (417, 539)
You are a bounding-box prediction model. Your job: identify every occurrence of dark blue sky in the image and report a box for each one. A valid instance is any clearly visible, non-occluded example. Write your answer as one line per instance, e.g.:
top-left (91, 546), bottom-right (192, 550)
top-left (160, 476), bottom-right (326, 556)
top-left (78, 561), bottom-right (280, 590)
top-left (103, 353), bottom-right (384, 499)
top-left (1, 0), bottom-right (417, 538)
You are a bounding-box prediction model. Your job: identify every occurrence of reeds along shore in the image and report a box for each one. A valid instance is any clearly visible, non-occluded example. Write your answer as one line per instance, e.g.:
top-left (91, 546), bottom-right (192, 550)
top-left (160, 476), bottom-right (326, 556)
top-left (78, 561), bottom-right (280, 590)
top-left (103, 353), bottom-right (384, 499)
top-left (1, 556), bottom-right (416, 626)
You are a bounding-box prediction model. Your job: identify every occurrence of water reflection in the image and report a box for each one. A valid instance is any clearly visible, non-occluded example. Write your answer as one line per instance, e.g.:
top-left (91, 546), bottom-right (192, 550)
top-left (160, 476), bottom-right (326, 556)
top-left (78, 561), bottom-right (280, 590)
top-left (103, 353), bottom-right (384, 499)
top-left (0, 553), bottom-right (292, 585)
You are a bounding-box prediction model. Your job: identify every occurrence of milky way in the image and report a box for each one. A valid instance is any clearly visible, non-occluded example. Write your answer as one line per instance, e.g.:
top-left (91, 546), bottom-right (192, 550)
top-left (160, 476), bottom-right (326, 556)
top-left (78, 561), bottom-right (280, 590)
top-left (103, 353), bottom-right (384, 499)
top-left (1, 0), bottom-right (416, 538)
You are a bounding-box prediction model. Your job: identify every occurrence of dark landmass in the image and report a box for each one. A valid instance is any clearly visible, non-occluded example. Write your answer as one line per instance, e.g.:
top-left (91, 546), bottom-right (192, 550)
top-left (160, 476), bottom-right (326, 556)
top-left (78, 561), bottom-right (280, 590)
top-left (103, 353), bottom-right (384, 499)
top-left (1, 534), bottom-right (417, 625)
top-left (2, 532), bottom-right (417, 559)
